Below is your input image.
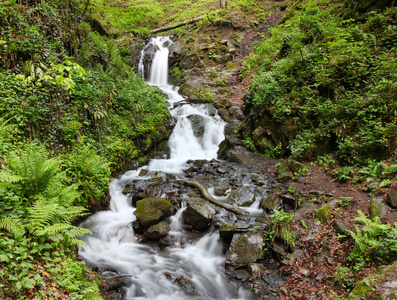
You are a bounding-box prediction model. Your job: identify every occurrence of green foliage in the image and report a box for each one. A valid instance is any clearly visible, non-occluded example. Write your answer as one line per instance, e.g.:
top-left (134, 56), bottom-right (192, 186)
top-left (265, 210), bottom-right (295, 249)
top-left (348, 210), bottom-right (397, 269)
top-left (245, 1), bottom-right (397, 164)
top-left (336, 196), bottom-right (352, 209)
top-left (0, 142), bottom-right (100, 298)
top-left (62, 139), bottom-right (110, 206)
top-left (332, 264), bottom-right (356, 290)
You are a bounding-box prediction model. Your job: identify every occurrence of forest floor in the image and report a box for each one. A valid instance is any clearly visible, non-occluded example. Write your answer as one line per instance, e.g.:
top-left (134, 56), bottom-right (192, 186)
top-left (248, 152), bottom-right (397, 299)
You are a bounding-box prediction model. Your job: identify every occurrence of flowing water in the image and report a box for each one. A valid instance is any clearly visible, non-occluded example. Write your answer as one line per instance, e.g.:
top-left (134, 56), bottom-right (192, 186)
top-left (79, 37), bottom-right (253, 299)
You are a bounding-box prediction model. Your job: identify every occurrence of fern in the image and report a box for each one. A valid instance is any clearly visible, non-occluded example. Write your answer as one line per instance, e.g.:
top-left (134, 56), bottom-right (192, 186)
top-left (0, 215), bottom-right (24, 233)
top-left (348, 210), bottom-right (397, 267)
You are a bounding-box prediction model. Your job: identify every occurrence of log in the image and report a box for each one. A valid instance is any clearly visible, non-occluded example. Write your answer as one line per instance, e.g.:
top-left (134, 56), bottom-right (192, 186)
top-left (185, 180), bottom-right (247, 215)
top-left (150, 15), bottom-right (206, 34)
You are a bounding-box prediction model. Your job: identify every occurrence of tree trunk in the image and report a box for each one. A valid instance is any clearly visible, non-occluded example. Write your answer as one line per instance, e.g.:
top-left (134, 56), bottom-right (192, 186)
top-left (219, 0), bottom-right (227, 9)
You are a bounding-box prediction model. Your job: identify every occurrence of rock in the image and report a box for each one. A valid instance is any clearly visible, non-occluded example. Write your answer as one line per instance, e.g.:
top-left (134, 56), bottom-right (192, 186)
top-left (277, 171), bottom-right (293, 183)
top-left (144, 221), bottom-right (171, 239)
top-left (247, 263), bottom-right (265, 277)
top-left (101, 271), bottom-right (133, 290)
top-left (187, 114), bottom-right (206, 139)
top-left (182, 197), bottom-right (216, 231)
top-left (135, 197), bottom-right (173, 228)
top-left (287, 159), bottom-right (306, 175)
top-left (371, 197), bottom-right (388, 220)
top-left (213, 179), bottom-right (230, 196)
top-left (228, 187), bottom-right (255, 207)
top-left (386, 190), bottom-right (397, 208)
top-left (367, 182), bottom-right (379, 191)
top-left (227, 145), bottom-right (253, 164)
top-left (348, 261), bottom-right (397, 300)
top-left (281, 194), bottom-right (297, 210)
top-left (139, 168), bottom-right (149, 177)
top-left (289, 249), bottom-right (304, 261)
top-left (226, 233), bottom-right (263, 267)
top-left (219, 222), bottom-right (251, 241)
top-left (229, 106), bottom-right (245, 120)
top-left (315, 203), bottom-right (333, 224)
top-left (333, 221), bottom-right (351, 238)
top-left (260, 194), bottom-right (282, 211)
top-left (175, 276), bottom-right (200, 296)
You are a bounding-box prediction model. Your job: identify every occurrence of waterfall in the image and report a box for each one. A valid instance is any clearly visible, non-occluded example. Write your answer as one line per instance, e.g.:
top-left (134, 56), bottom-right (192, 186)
top-left (78, 37), bottom-right (250, 299)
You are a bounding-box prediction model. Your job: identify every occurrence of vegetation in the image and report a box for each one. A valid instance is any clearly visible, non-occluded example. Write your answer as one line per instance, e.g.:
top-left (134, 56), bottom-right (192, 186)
top-left (0, 0), bottom-right (171, 298)
top-left (243, 0), bottom-right (397, 165)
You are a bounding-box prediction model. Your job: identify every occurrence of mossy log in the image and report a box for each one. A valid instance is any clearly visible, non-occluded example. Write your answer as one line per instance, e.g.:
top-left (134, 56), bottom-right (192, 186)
top-left (150, 15), bottom-right (206, 34)
top-left (185, 180), bottom-right (247, 215)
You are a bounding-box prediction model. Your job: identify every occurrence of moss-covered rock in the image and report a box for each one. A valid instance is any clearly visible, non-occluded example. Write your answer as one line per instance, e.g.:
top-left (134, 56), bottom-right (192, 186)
top-left (135, 197), bottom-right (173, 228)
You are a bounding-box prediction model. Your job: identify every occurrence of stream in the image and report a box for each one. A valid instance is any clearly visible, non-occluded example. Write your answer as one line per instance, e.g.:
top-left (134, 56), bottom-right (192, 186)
top-left (79, 37), bottom-right (272, 299)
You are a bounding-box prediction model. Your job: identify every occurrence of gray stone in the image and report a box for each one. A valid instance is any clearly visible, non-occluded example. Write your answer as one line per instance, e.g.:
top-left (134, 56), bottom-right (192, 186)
top-left (368, 182), bottom-right (379, 191)
top-left (260, 194), bottom-right (282, 211)
top-left (289, 249), bottom-right (304, 261)
top-left (144, 221), bottom-right (171, 239)
top-left (229, 187), bottom-right (256, 207)
top-left (247, 263), bottom-right (265, 277)
top-left (386, 190), bottom-right (397, 208)
top-left (135, 197), bottom-right (173, 228)
top-left (229, 106), bottom-right (245, 120)
top-left (288, 159), bottom-right (306, 174)
top-left (226, 233), bottom-right (263, 267)
top-left (371, 197), bottom-right (388, 220)
top-left (182, 198), bottom-right (216, 231)
top-left (333, 221), bottom-right (351, 238)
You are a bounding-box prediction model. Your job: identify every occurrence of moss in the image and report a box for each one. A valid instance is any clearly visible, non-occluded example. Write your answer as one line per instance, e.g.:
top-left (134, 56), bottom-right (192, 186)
top-left (315, 204), bottom-right (333, 224)
top-left (348, 273), bottom-right (385, 300)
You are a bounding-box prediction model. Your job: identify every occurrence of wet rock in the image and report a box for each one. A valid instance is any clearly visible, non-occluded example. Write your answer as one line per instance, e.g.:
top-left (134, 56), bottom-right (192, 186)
top-left (135, 197), bottom-right (173, 228)
top-left (213, 179), bottom-right (231, 196)
top-left (218, 107), bottom-right (234, 123)
top-left (144, 221), bottom-right (171, 239)
top-left (182, 197), bottom-right (216, 231)
top-left (226, 233), bottom-right (263, 267)
top-left (228, 187), bottom-right (255, 207)
top-left (370, 197), bottom-right (388, 220)
top-left (101, 271), bottom-right (133, 291)
top-left (139, 169), bottom-right (149, 177)
top-left (315, 203), bottom-right (335, 224)
top-left (219, 222), bottom-right (251, 241)
top-left (386, 190), bottom-right (397, 208)
top-left (261, 194), bottom-right (282, 211)
top-left (175, 276), bottom-right (200, 296)
top-left (187, 114), bottom-right (206, 139)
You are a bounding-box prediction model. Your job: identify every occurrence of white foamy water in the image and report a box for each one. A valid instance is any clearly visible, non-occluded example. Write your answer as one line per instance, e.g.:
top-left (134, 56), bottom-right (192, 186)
top-left (78, 37), bottom-right (249, 299)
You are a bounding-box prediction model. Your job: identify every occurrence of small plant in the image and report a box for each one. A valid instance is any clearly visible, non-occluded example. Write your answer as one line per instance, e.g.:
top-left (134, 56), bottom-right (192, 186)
top-left (348, 210), bottom-right (397, 269)
top-left (331, 264), bottom-right (356, 290)
top-left (209, 68), bottom-right (219, 78)
top-left (333, 166), bottom-right (355, 182)
top-left (208, 50), bottom-right (220, 61)
top-left (267, 210), bottom-right (295, 248)
top-left (242, 137), bottom-right (256, 151)
top-left (336, 196), bottom-right (352, 209)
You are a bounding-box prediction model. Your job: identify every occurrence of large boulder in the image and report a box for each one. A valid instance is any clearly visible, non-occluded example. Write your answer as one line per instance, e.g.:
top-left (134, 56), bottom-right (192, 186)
top-left (228, 187), bottom-right (255, 207)
top-left (135, 197), bottom-right (173, 228)
top-left (226, 233), bottom-right (264, 268)
top-left (182, 197), bottom-right (216, 231)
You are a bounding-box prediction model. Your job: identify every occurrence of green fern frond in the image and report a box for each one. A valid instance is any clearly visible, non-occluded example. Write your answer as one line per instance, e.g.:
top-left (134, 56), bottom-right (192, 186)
top-left (0, 171), bottom-right (23, 184)
top-left (38, 223), bottom-right (73, 236)
top-left (0, 215), bottom-right (24, 233)
top-left (28, 198), bottom-right (59, 229)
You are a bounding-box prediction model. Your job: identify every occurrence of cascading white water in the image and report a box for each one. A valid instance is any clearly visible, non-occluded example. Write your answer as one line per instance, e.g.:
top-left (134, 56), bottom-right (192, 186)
top-left (78, 37), bottom-right (252, 299)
